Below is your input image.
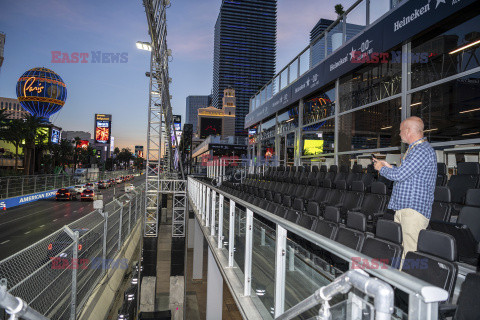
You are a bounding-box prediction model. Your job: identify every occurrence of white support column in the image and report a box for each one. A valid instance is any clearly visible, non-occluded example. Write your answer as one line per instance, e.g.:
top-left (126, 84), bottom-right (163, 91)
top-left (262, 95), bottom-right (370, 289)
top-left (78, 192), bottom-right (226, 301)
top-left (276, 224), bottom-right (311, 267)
top-left (206, 247), bottom-right (223, 320)
top-left (244, 209), bottom-right (253, 296)
top-left (192, 218), bottom-right (204, 280)
top-left (211, 191), bottom-right (216, 236)
top-left (187, 216), bottom-right (195, 249)
top-left (228, 199), bottom-right (235, 267)
top-left (274, 224), bottom-right (287, 318)
top-left (218, 194), bottom-right (224, 249)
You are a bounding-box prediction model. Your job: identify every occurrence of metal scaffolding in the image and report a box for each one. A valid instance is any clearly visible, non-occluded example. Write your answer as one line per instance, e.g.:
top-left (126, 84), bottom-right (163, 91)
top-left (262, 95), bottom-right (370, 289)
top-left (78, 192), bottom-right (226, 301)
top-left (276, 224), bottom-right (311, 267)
top-left (143, 0), bottom-right (186, 237)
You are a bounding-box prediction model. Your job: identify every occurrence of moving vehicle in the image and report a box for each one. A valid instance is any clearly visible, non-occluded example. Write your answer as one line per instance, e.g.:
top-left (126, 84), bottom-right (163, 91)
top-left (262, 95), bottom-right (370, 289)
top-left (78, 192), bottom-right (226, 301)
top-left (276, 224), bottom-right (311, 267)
top-left (81, 189), bottom-right (95, 201)
top-left (98, 180), bottom-right (109, 189)
top-left (73, 185), bottom-right (85, 194)
top-left (84, 182), bottom-right (96, 190)
top-left (125, 183), bottom-right (134, 192)
top-left (55, 188), bottom-right (77, 201)
top-left (115, 177), bottom-right (123, 184)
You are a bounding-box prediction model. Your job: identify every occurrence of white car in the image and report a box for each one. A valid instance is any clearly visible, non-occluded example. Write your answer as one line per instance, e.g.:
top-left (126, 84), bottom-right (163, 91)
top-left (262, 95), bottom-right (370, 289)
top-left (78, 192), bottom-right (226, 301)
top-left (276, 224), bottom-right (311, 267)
top-left (73, 185), bottom-right (86, 194)
top-left (125, 183), bottom-right (135, 192)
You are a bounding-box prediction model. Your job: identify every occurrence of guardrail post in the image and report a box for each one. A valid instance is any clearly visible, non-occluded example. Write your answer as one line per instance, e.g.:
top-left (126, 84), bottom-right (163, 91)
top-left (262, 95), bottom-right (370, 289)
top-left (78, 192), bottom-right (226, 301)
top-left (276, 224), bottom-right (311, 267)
top-left (116, 199), bottom-right (123, 251)
top-left (275, 224), bottom-right (287, 317)
top-left (218, 194), bottom-right (224, 249)
top-left (98, 209), bottom-right (108, 277)
top-left (244, 208), bottom-right (253, 296)
top-left (63, 226), bottom-right (79, 320)
top-left (228, 199), bottom-right (235, 267)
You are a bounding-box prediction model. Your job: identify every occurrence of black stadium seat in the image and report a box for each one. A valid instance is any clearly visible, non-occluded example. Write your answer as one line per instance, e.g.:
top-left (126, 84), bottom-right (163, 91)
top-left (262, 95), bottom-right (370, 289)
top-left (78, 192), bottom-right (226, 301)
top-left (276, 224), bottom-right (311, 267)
top-left (436, 163), bottom-right (447, 187)
top-left (334, 212), bottom-right (366, 251)
top-left (430, 186), bottom-right (452, 222)
top-left (360, 220), bottom-right (403, 269)
top-left (313, 206), bottom-right (340, 239)
top-left (345, 164), bottom-right (363, 189)
top-left (447, 162), bottom-right (480, 207)
top-left (430, 189), bottom-right (480, 266)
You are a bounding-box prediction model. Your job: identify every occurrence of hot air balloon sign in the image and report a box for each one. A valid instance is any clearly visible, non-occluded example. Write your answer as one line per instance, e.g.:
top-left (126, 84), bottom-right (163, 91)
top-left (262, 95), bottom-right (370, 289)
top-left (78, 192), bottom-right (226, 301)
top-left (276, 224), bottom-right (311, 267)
top-left (16, 67), bottom-right (67, 121)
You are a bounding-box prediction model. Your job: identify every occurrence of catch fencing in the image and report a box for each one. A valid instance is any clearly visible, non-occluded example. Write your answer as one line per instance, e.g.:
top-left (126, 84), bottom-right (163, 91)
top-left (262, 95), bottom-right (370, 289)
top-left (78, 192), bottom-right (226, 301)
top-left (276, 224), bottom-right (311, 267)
top-left (0, 183), bottom-right (145, 319)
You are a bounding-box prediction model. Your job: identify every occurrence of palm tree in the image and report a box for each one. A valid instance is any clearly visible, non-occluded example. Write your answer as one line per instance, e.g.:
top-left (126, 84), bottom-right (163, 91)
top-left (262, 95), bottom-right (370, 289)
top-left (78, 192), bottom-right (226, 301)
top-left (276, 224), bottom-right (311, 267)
top-left (22, 114), bottom-right (44, 175)
top-left (2, 119), bottom-right (25, 171)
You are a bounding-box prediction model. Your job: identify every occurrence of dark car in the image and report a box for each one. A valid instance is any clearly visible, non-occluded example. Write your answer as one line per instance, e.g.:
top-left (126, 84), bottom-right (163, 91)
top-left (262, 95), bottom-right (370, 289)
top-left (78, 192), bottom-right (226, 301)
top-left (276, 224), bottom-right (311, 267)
top-left (98, 180), bottom-right (109, 189)
top-left (55, 188), bottom-right (77, 201)
top-left (81, 189), bottom-right (95, 201)
top-left (47, 228), bottom-right (101, 263)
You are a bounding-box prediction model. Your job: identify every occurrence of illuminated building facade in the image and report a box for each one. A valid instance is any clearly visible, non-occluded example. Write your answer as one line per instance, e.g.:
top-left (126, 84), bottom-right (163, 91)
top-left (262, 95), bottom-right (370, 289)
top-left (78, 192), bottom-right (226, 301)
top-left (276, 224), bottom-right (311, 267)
top-left (212, 0), bottom-right (276, 135)
top-left (246, 0), bottom-right (480, 167)
top-left (186, 95), bottom-right (211, 134)
top-left (197, 88), bottom-right (236, 139)
top-left (0, 97), bottom-right (29, 120)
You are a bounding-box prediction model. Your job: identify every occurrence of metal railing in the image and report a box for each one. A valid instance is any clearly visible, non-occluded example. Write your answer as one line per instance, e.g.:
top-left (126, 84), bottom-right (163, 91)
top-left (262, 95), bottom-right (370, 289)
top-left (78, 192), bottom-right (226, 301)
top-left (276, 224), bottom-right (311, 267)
top-left (205, 158), bottom-right (249, 186)
top-left (188, 177), bottom-right (448, 319)
top-left (0, 170), bottom-right (143, 200)
top-left (0, 183), bottom-right (146, 319)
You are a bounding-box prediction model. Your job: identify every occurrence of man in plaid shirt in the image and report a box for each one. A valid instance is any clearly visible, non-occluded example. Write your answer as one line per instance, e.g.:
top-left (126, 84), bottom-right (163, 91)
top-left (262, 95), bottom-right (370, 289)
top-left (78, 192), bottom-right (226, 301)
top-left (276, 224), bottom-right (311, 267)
top-left (374, 117), bottom-right (437, 262)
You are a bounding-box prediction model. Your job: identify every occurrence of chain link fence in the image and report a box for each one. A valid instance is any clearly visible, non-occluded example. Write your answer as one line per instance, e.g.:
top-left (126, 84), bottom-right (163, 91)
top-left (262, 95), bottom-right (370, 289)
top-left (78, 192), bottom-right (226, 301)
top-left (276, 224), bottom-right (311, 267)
top-left (0, 170), bottom-right (144, 200)
top-left (0, 183), bottom-right (145, 319)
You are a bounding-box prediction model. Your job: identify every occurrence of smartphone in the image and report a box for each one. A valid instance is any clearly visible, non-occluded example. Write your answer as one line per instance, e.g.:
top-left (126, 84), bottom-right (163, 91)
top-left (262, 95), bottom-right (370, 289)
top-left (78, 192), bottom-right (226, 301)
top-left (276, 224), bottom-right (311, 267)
top-left (371, 153), bottom-right (377, 160)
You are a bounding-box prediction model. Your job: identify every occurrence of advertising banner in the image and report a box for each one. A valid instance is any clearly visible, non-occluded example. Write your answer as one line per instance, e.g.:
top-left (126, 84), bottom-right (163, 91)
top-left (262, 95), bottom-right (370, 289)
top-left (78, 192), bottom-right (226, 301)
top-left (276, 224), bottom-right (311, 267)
top-left (94, 114), bottom-right (112, 144)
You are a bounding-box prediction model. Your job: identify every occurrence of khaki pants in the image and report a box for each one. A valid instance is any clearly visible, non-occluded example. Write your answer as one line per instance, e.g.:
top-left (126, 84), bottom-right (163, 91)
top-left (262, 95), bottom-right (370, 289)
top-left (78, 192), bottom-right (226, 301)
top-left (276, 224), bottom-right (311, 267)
top-left (394, 208), bottom-right (429, 262)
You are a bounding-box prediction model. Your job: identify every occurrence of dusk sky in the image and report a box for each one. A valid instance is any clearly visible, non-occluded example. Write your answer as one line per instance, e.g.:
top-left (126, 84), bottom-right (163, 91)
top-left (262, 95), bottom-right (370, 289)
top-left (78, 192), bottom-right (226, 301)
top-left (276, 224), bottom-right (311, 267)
top-left (0, 0), bottom-right (364, 150)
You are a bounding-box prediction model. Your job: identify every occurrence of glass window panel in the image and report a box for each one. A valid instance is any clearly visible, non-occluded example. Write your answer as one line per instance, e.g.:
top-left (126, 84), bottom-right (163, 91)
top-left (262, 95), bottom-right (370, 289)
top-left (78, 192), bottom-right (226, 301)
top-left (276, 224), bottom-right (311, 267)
top-left (338, 98), bottom-right (401, 152)
top-left (339, 53), bottom-right (402, 112)
top-left (345, 0), bottom-right (366, 42)
top-left (278, 104), bottom-right (299, 134)
top-left (251, 216), bottom-right (276, 318)
top-left (266, 83), bottom-right (273, 101)
top-left (303, 119), bottom-right (335, 156)
top-left (273, 76), bottom-right (280, 96)
top-left (234, 206), bottom-right (246, 273)
top-left (411, 71), bottom-right (480, 142)
top-left (303, 86), bottom-right (336, 125)
top-left (222, 199), bottom-right (230, 250)
top-left (299, 49), bottom-right (310, 76)
top-left (310, 35), bottom-right (326, 67)
top-left (280, 69), bottom-right (289, 90)
top-left (289, 59), bottom-right (298, 84)
top-left (411, 14), bottom-right (480, 89)
top-left (369, 0), bottom-right (390, 25)
top-left (327, 22), bottom-right (344, 55)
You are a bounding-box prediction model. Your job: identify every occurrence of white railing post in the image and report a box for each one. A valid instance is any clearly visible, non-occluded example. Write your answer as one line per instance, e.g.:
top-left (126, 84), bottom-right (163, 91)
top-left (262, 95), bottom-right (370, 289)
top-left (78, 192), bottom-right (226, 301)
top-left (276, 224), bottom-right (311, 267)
top-left (244, 208), bottom-right (253, 296)
top-left (211, 191), bottom-right (216, 236)
top-left (218, 194), bottom-right (224, 249)
top-left (228, 199), bottom-right (235, 267)
top-left (206, 188), bottom-right (211, 227)
top-left (274, 224), bottom-right (287, 317)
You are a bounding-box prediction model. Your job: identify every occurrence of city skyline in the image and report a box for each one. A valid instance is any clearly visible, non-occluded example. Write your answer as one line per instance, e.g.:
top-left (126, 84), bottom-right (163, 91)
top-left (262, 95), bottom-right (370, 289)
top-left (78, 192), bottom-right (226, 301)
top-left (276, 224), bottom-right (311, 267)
top-left (0, 0), bottom-right (356, 150)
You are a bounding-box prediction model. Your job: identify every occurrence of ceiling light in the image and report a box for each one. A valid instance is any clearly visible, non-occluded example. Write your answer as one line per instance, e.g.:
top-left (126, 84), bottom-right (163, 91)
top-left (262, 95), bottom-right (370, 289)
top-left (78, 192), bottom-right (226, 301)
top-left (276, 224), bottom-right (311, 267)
top-left (459, 107), bottom-right (480, 114)
top-left (462, 132), bottom-right (479, 136)
top-left (449, 39), bottom-right (480, 55)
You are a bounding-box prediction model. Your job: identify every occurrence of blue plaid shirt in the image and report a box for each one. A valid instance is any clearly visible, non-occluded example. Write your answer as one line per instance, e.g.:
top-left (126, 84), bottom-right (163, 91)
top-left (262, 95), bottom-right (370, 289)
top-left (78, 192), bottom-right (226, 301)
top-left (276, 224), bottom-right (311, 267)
top-left (379, 139), bottom-right (437, 219)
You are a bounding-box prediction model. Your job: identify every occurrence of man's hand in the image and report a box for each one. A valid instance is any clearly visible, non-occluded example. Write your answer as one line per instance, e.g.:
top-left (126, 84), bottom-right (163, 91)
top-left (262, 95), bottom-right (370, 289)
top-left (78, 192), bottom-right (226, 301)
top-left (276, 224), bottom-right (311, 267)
top-left (373, 159), bottom-right (392, 171)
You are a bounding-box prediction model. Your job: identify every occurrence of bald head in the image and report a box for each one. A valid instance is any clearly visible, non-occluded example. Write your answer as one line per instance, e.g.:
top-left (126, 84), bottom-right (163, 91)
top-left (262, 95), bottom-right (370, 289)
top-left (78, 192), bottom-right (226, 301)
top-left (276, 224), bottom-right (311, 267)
top-left (399, 116), bottom-right (424, 144)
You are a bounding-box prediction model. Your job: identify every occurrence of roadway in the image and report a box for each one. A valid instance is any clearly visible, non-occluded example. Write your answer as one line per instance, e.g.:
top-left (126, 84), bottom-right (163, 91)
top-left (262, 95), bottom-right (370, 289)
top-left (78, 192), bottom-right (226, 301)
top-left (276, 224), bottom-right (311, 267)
top-left (0, 178), bottom-right (145, 261)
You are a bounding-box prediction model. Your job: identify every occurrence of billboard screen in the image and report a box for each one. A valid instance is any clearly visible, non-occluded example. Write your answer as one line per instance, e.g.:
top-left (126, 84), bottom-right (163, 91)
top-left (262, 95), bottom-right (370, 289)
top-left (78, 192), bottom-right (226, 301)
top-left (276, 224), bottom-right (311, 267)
top-left (94, 114), bottom-right (112, 144)
top-left (135, 145), bottom-right (144, 158)
top-left (77, 140), bottom-right (89, 149)
top-left (248, 128), bottom-right (257, 135)
top-left (200, 117), bottom-right (222, 139)
top-left (304, 139), bottom-right (324, 155)
top-left (173, 114), bottom-right (181, 132)
top-left (51, 128), bottom-right (61, 144)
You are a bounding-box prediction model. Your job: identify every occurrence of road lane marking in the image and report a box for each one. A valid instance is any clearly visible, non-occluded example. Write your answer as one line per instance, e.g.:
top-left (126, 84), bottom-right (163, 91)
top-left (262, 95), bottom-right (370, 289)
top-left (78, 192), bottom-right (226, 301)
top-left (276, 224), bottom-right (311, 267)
top-left (0, 240), bottom-right (10, 245)
top-left (24, 231), bottom-right (31, 234)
